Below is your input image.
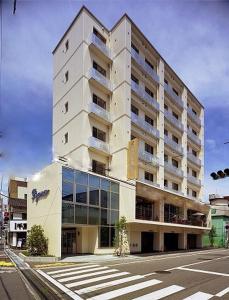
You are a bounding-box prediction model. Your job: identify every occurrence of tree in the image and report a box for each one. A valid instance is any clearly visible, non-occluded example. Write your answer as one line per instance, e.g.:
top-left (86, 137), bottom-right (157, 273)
top-left (27, 225), bottom-right (48, 256)
top-left (209, 225), bottom-right (216, 247)
top-left (113, 216), bottom-right (129, 257)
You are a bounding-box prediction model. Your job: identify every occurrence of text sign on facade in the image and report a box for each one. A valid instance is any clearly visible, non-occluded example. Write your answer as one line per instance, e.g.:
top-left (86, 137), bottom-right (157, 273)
top-left (32, 189), bottom-right (50, 203)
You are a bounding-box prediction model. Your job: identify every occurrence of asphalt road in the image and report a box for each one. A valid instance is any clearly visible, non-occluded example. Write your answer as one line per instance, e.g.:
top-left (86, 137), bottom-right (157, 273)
top-left (36, 248), bottom-right (229, 300)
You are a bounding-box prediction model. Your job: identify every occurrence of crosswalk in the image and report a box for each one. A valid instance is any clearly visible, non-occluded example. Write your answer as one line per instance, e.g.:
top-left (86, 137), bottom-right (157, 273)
top-left (37, 263), bottom-right (228, 300)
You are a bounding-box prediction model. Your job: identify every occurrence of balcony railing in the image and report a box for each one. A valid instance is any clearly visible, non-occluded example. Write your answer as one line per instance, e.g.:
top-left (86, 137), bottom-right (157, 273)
top-left (164, 82), bottom-right (184, 109)
top-left (131, 48), bottom-right (159, 83)
top-left (164, 162), bottom-right (184, 178)
top-left (131, 113), bottom-right (159, 139)
top-left (88, 33), bottom-right (111, 59)
top-left (187, 152), bottom-right (201, 166)
top-left (136, 206), bottom-right (155, 221)
top-left (131, 80), bottom-right (159, 112)
top-left (164, 217), bottom-right (207, 227)
top-left (187, 129), bottom-right (201, 146)
top-left (164, 135), bottom-right (183, 154)
top-left (164, 110), bottom-right (184, 131)
top-left (139, 149), bottom-right (159, 167)
top-left (88, 102), bottom-right (111, 123)
top-left (88, 136), bottom-right (109, 154)
top-left (187, 175), bottom-right (201, 186)
top-left (187, 107), bottom-right (201, 126)
top-left (88, 68), bottom-right (112, 92)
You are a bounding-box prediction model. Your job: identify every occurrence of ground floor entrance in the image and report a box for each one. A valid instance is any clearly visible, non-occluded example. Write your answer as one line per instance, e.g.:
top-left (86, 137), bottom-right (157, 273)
top-left (187, 234), bottom-right (197, 249)
top-left (141, 232), bottom-right (154, 253)
top-left (61, 228), bottom-right (76, 255)
top-left (164, 233), bottom-right (179, 251)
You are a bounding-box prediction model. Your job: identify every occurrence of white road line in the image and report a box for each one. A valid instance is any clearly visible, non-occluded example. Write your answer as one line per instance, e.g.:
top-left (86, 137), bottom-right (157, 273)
top-left (132, 284), bottom-right (185, 300)
top-left (182, 291), bottom-right (213, 300)
top-left (87, 279), bottom-right (162, 300)
top-left (177, 267), bottom-right (229, 277)
top-left (59, 269), bottom-right (118, 283)
top-left (47, 264), bottom-right (99, 275)
top-left (144, 272), bottom-right (156, 277)
top-left (216, 287), bottom-right (229, 297)
top-left (52, 266), bottom-right (108, 278)
top-left (75, 275), bottom-right (144, 295)
top-left (36, 269), bottom-right (83, 300)
top-left (66, 272), bottom-right (129, 288)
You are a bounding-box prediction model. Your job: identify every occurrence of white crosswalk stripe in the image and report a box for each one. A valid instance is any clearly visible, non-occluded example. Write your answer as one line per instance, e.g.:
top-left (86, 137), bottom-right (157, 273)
top-left (132, 285), bottom-right (185, 300)
top-left (182, 291), bottom-right (213, 300)
top-left (47, 264), bottom-right (99, 275)
top-left (87, 279), bottom-right (162, 300)
top-left (60, 269), bottom-right (119, 283)
top-left (53, 266), bottom-right (108, 278)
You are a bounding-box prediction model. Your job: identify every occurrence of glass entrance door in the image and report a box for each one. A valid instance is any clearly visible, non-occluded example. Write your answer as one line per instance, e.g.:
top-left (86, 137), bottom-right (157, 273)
top-left (62, 229), bottom-right (76, 255)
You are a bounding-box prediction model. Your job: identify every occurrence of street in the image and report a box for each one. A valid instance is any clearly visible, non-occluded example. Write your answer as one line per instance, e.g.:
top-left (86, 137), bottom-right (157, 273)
top-left (36, 248), bottom-right (229, 300)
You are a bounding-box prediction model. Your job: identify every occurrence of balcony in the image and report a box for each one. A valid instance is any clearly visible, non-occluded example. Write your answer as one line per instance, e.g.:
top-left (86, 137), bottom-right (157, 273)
top-left (88, 33), bottom-right (111, 61)
top-left (88, 136), bottom-right (110, 155)
top-left (131, 80), bottom-right (159, 112)
top-left (187, 129), bottom-right (201, 146)
top-left (9, 220), bottom-right (27, 232)
top-left (187, 175), bottom-right (201, 187)
top-left (131, 113), bottom-right (159, 139)
top-left (88, 68), bottom-right (112, 93)
top-left (164, 135), bottom-right (183, 155)
top-left (164, 110), bottom-right (184, 132)
top-left (164, 162), bottom-right (184, 178)
top-left (88, 102), bottom-right (111, 125)
top-left (187, 152), bottom-right (201, 167)
top-left (139, 149), bottom-right (159, 167)
top-left (131, 48), bottom-right (159, 83)
top-left (164, 83), bottom-right (184, 109)
top-left (187, 107), bottom-right (201, 126)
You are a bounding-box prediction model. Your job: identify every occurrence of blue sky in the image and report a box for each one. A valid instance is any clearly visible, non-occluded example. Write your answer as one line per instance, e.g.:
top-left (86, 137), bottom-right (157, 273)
top-left (1, 0), bottom-right (229, 200)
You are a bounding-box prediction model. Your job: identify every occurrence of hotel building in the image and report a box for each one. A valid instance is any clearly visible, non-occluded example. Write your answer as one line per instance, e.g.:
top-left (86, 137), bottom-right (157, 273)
top-left (27, 6), bottom-right (210, 258)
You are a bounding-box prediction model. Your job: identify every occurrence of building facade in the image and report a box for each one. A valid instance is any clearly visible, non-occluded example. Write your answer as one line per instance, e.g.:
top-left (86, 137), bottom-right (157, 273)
top-left (28, 6), bottom-right (210, 258)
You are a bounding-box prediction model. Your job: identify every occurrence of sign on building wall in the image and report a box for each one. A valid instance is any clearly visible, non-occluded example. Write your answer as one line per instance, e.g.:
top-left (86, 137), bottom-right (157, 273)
top-left (32, 189), bottom-right (50, 203)
top-left (127, 138), bottom-right (139, 180)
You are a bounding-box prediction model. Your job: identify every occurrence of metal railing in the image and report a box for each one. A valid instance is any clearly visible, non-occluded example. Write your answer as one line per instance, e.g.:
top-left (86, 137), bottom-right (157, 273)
top-left (89, 102), bottom-right (111, 123)
top-left (187, 129), bottom-right (201, 146)
top-left (139, 149), bottom-right (159, 167)
top-left (164, 161), bottom-right (184, 177)
top-left (88, 68), bottom-right (112, 91)
top-left (131, 112), bottom-right (160, 139)
top-left (88, 136), bottom-right (109, 154)
top-left (187, 107), bottom-right (201, 126)
top-left (187, 152), bottom-right (201, 166)
top-left (187, 175), bottom-right (201, 186)
top-left (89, 33), bottom-right (111, 58)
top-left (164, 110), bottom-right (184, 131)
top-left (164, 135), bottom-right (183, 154)
top-left (164, 82), bottom-right (184, 109)
top-left (131, 80), bottom-right (159, 111)
top-left (131, 48), bottom-right (159, 83)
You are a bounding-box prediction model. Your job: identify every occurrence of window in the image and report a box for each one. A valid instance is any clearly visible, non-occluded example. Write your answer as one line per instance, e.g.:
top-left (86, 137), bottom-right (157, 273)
top-left (93, 27), bottom-right (106, 44)
top-left (145, 171), bottom-right (154, 182)
top-left (101, 190), bottom-right (109, 208)
top-left (192, 108), bottom-right (197, 115)
top-left (145, 86), bottom-right (154, 98)
top-left (88, 207), bottom-right (100, 225)
top-left (64, 102), bottom-right (68, 113)
top-left (172, 111), bottom-right (179, 120)
top-left (164, 78), bottom-right (168, 85)
top-left (145, 143), bottom-right (153, 155)
top-left (131, 104), bottom-right (139, 115)
top-left (62, 181), bottom-right (73, 202)
top-left (131, 74), bottom-right (139, 84)
top-left (172, 159), bottom-right (178, 168)
top-left (172, 87), bottom-right (179, 96)
top-left (111, 192), bottom-right (119, 210)
top-left (192, 190), bottom-right (197, 198)
top-left (172, 135), bottom-right (178, 144)
top-left (76, 185), bottom-right (87, 204)
top-left (131, 42), bottom-right (139, 54)
top-left (92, 160), bottom-right (106, 176)
top-left (192, 129), bottom-right (197, 136)
top-left (64, 132), bottom-right (68, 144)
top-left (192, 149), bottom-right (197, 156)
top-left (164, 104), bottom-right (168, 110)
top-left (164, 129), bottom-right (168, 136)
top-left (93, 94), bottom-right (106, 109)
top-left (164, 154), bottom-right (168, 162)
top-left (89, 187), bottom-right (99, 206)
top-left (93, 61), bottom-right (106, 77)
top-left (24, 194), bottom-right (27, 200)
top-left (131, 135), bottom-right (136, 140)
top-left (64, 71), bottom-right (69, 83)
top-left (145, 115), bottom-right (154, 127)
top-left (172, 182), bottom-right (179, 191)
top-left (75, 205), bottom-right (87, 224)
top-left (92, 127), bottom-right (106, 142)
top-left (164, 179), bottom-right (168, 187)
top-left (145, 58), bottom-right (154, 70)
top-left (187, 167), bottom-right (189, 174)
top-left (64, 40), bottom-right (69, 52)
top-left (62, 203), bottom-right (74, 223)
top-left (192, 170), bottom-right (197, 177)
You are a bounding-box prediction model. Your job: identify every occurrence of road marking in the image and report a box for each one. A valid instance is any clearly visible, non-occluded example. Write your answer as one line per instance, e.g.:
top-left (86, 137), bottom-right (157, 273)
top-left (87, 279), bottom-right (162, 300)
top-left (75, 275), bottom-right (144, 295)
top-left (37, 269), bottom-right (83, 300)
top-left (144, 272), bottom-right (156, 277)
top-left (66, 272), bottom-right (129, 288)
top-left (216, 287), bottom-right (229, 297)
top-left (176, 267), bottom-right (229, 277)
top-left (47, 264), bottom-right (99, 275)
top-left (53, 266), bottom-right (108, 278)
top-left (132, 284), bottom-right (185, 300)
top-left (182, 291), bottom-right (213, 299)
top-left (59, 269), bottom-right (118, 283)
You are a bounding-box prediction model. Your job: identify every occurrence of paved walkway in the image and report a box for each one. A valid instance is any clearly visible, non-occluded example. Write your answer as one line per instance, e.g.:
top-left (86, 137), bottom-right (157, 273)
top-left (60, 254), bottom-right (138, 263)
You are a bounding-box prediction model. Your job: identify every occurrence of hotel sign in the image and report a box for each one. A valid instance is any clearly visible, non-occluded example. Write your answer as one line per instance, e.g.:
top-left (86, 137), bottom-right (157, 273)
top-left (32, 189), bottom-right (50, 203)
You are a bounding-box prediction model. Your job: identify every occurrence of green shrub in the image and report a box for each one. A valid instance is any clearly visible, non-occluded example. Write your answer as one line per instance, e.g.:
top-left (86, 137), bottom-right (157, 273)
top-left (27, 225), bottom-right (48, 256)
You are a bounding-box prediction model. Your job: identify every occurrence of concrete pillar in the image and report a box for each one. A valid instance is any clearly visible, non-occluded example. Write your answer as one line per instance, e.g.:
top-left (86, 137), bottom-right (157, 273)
top-left (12, 232), bottom-right (17, 247)
top-left (154, 231), bottom-right (164, 252)
top-left (178, 232), bottom-right (187, 250)
top-left (159, 199), bottom-right (164, 222)
top-left (197, 234), bottom-right (203, 248)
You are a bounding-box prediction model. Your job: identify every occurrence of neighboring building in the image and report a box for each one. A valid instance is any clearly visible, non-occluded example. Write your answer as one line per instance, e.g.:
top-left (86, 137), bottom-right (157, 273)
top-left (28, 6), bottom-right (210, 258)
top-left (7, 177), bottom-right (27, 247)
top-left (204, 194), bottom-right (229, 247)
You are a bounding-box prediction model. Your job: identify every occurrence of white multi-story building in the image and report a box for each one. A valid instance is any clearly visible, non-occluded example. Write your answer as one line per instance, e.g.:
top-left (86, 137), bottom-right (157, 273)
top-left (28, 6), bottom-right (210, 257)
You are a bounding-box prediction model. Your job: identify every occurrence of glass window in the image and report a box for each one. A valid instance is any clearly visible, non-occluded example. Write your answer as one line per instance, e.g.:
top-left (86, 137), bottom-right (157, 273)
top-left (75, 205), bottom-right (87, 224)
top-left (111, 182), bottom-right (119, 193)
top-left (101, 209), bottom-right (109, 225)
top-left (100, 226), bottom-right (109, 247)
top-left (62, 181), bottom-right (73, 202)
top-left (63, 167), bottom-right (74, 182)
top-left (110, 227), bottom-right (115, 247)
top-left (111, 192), bottom-right (119, 210)
top-left (101, 190), bottom-right (109, 208)
top-left (145, 171), bottom-right (154, 182)
top-left (101, 179), bottom-right (110, 191)
top-left (89, 187), bottom-right (99, 206)
top-left (75, 170), bottom-right (88, 185)
top-left (110, 210), bottom-right (119, 226)
top-left (131, 104), bottom-right (139, 116)
top-left (131, 42), bottom-right (139, 54)
top-left (89, 207), bottom-right (100, 225)
top-left (89, 174), bottom-right (100, 188)
top-left (76, 185), bottom-right (87, 204)
top-left (62, 203), bottom-right (74, 223)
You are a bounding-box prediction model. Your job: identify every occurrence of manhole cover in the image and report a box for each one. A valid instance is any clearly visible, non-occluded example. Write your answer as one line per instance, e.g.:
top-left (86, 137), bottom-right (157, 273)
top-left (155, 270), bottom-right (171, 274)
